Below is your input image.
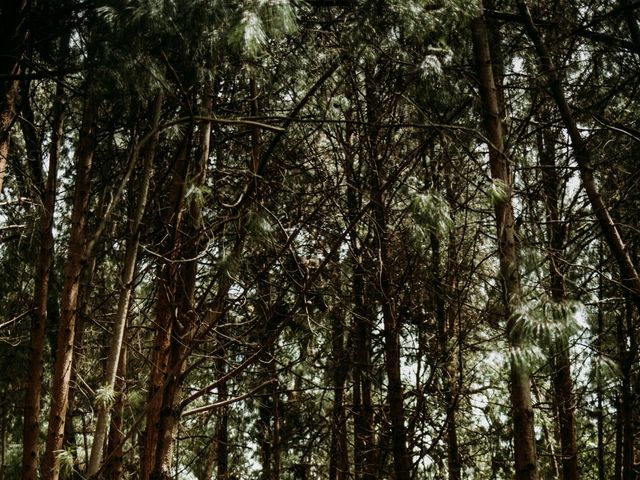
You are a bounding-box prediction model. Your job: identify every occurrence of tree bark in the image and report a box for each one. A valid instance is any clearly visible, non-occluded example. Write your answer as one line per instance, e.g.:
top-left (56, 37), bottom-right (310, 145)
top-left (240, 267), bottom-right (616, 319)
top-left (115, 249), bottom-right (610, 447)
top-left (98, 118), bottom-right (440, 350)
top-left (329, 292), bottom-right (349, 480)
top-left (103, 346), bottom-right (127, 480)
top-left (41, 93), bottom-right (98, 480)
top-left (367, 86), bottom-right (411, 480)
top-left (141, 130), bottom-right (191, 480)
top-left (21, 67), bottom-right (66, 480)
top-left (471, 7), bottom-right (539, 479)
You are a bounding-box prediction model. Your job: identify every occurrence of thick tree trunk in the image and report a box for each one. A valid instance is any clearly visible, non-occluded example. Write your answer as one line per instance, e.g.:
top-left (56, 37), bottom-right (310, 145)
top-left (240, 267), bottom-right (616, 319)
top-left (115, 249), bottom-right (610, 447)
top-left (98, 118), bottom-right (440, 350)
top-left (471, 8), bottom-right (539, 480)
top-left (87, 94), bottom-right (162, 478)
top-left (41, 95), bottom-right (98, 480)
top-left (21, 71), bottom-right (66, 480)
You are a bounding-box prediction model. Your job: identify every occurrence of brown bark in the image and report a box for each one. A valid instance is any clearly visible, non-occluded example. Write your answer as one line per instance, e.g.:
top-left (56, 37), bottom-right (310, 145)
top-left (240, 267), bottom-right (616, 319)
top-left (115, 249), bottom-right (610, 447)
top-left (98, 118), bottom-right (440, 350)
top-left (432, 230), bottom-right (461, 480)
top-left (41, 94), bottom-right (98, 480)
top-left (344, 126), bottom-right (375, 480)
top-left (329, 293), bottom-right (349, 480)
top-left (141, 131), bottom-right (191, 480)
top-left (471, 7), bottom-right (539, 480)
top-left (21, 69), bottom-right (66, 480)
top-left (0, 0), bottom-right (29, 194)
top-left (103, 346), bottom-right (127, 480)
top-left (214, 354), bottom-right (229, 480)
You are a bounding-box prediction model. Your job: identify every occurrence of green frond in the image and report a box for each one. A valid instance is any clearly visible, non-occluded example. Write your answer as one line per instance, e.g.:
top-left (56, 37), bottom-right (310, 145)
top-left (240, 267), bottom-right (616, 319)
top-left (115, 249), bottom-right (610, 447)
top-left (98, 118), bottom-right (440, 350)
top-left (509, 296), bottom-right (582, 346)
top-left (487, 178), bottom-right (509, 206)
top-left (94, 384), bottom-right (117, 410)
top-left (54, 449), bottom-right (75, 478)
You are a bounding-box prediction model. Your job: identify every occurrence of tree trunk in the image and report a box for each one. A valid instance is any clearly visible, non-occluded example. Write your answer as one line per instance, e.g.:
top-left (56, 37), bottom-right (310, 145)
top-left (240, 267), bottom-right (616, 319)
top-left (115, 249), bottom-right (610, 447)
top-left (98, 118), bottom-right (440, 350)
top-left (432, 230), bottom-right (461, 480)
top-left (141, 130), bottom-right (191, 480)
top-left (87, 94), bottom-right (162, 478)
top-left (21, 67), bottom-right (66, 480)
top-left (367, 99), bottom-right (411, 480)
top-left (345, 132), bottom-right (375, 480)
top-left (214, 354), bottom-right (229, 480)
top-left (329, 297), bottom-right (349, 480)
top-left (103, 346), bottom-right (127, 480)
top-left (538, 125), bottom-right (579, 480)
top-left (471, 7), bottom-right (539, 480)
top-left (41, 93), bottom-right (98, 480)
top-left (0, 0), bottom-right (29, 194)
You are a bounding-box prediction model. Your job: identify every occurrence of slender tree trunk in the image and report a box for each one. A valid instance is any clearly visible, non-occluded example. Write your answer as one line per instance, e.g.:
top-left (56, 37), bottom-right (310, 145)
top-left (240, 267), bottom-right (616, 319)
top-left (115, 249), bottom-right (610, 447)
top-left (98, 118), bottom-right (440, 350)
top-left (141, 131), bottom-right (191, 480)
top-left (329, 298), bottom-right (349, 480)
top-left (87, 94), bottom-right (162, 478)
top-left (596, 246), bottom-right (606, 480)
top-left (538, 125), bottom-right (579, 480)
top-left (214, 354), bottom-right (229, 480)
top-left (0, 0), bottom-right (29, 194)
top-left (432, 231), bottom-right (461, 480)
top-left (471, 7), bottom-right (539, 479)
top-left (21, 69), bottom-right (66, 480)
top-left (41, 93), bottom-right (97, 480)
top-left (103, 346), bottom-right (127, 480)
top-left (620, 298), bottom-right (636, 480)
top-left (368, 108), bottom-right (411, 480)
top-left (345, 133), bottom-right (375, 480)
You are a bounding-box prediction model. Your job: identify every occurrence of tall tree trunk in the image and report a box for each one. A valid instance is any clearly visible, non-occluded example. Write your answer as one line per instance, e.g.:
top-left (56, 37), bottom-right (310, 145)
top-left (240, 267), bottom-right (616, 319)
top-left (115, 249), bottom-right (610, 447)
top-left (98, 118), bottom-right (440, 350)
top-left (21, 68), bottom-right (66, 480)
top-left (344, 126), bottom-right (375, 480)
top-left (214, 354), bottom-right (229, 480)
top-left (329, 298), bottom-right (349, 480)
top-left (141, 130), bottom-right (191, 480)
top-left (41, 93), bottom-right (98, 480)
top-left (87, 94), bottom-right (162, 478)
top-left (538, 124), bottom-right (578, 480)
top-left (432, 230), bottom-right (461, 480)
top-left (0, 0), bottom-right (29, 194)
top-left (596, 246), bottom-right (606, 480)
top-left (366, 83), bottom-right (410, 480)
top-left (471, 7), bottom-right (539, 480)
top-left (620, 297), bottom-right (637, 480)
top-left (103, 346), bottom-right (127, 480)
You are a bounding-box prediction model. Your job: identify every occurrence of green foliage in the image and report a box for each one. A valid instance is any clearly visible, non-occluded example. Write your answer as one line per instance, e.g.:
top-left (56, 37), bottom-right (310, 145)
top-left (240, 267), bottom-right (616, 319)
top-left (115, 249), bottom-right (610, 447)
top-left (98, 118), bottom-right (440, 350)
top-left (509, 296), bottom-right (582, 346)
top-left (94, 384), bottom-right (117, 410)
top-left (487, 178), bottom-right (509, 206)
top-left (228, 0), bottom-right (297, 57)
top-left (54, 449), bottom-right (75, 478)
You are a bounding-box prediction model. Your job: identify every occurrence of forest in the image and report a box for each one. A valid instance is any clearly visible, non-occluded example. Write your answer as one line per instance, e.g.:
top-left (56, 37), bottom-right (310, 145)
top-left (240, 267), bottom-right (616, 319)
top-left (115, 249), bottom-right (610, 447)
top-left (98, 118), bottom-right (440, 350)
top-left (1, 0), bottom-right (639, 479)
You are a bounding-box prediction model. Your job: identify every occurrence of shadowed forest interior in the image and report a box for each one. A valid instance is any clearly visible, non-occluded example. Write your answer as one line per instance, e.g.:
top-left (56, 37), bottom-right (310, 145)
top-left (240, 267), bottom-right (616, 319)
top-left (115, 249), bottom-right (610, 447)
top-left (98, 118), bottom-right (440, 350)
top-left (1, 0), bottom-right (640, 479)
